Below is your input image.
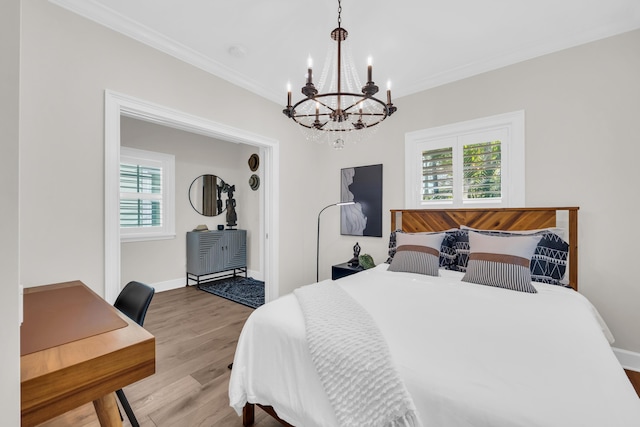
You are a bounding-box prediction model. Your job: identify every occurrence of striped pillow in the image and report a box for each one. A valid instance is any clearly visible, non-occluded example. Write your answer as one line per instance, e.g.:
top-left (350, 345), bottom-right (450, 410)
top-left (453, 226), bottom-right (570, 286)
top-left (388, 232), bottom-right (445, 276)
top-left (386, 229), bottom-right (457, 267)
top-left (462, 231), bottom-right (542, 293)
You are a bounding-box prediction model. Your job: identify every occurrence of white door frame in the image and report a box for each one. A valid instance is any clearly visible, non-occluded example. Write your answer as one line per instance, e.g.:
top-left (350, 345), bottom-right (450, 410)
top-left (104, 90), bottom-right (280, 303)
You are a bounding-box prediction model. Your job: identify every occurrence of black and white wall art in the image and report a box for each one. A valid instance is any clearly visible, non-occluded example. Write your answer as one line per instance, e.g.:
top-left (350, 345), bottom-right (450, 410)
top-left (340, 164), bottom-right (383, 237)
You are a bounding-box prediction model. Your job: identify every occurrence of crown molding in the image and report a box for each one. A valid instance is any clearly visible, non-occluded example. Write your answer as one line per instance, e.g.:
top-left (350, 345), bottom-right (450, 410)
top-left (49, 0), bottom-right (282, 103)
top-left (50, 0), bottom-right (640, 102)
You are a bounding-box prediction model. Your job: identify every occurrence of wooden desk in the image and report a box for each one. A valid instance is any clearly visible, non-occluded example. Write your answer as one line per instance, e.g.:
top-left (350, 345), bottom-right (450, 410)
top-left (20, 281), bottom-right (155, 426)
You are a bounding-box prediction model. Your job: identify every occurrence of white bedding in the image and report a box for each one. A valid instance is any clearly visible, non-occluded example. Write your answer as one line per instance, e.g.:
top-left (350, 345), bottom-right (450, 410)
top-left (229, 264), bottom-right (640, 427)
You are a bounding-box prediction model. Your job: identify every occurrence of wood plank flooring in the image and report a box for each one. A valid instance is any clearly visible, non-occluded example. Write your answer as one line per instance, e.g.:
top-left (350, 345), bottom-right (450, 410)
top-left (36, 285), bottom-right (281, 427)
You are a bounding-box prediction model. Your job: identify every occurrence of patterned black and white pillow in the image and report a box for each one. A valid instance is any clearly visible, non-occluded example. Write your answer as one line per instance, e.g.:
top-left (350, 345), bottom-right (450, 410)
top-left (530, 232), bottom-right (570, 285)
top-left (452, 227), bottom-right (569, 286)
top-left (462, 231), bottom-right (541, 293)
top-left (386, 229), bottom-right (457, 268)
top-left (388, 232), bottom-right (445, 276)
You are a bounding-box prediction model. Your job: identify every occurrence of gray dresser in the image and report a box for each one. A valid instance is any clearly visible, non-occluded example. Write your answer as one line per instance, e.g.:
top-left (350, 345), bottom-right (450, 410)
top-left (186, 230), bottom-right (247, 287)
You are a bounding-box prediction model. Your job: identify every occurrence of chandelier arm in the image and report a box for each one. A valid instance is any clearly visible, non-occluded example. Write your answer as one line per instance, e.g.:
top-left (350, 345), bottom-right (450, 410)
top-left (291, 98), bottom-right (338, 114)
top-left (314, 99), bottom-right (336, 113)
top-left (292, 113), bottom-right (334, 119)
top-left (290, 119), bottom-right (329, 130)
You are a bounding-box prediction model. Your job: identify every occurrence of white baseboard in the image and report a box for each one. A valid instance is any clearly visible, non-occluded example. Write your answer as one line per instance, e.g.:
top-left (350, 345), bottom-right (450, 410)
top-left (246, 269), bottom-right (261, 281)
top-left (613, 347), bottom-right (640, 372)
top-left (152, 269), bottom-right (262, 293)
top-left (152, 278), bottom-right (186, 293)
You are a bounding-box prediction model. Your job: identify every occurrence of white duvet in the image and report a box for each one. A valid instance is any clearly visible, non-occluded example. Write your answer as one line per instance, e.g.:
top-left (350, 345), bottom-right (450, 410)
top-left (229, 264), bottom-right (640, 427)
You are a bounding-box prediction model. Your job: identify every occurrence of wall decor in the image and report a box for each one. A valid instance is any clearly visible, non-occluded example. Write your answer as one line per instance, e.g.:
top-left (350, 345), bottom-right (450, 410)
top-left (249, 174), bottom-right (260, 191)
top-left (188, 174), bottom-right (227, 217)
top-left (248, 153), bottom-right (259, 171)
top-left (340, 164), bottom-right (382, 237)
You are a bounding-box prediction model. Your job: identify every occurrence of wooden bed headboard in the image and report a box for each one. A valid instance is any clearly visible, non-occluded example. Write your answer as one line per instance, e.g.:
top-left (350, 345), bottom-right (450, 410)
top-left (390, 207), bottom-right (579, 291)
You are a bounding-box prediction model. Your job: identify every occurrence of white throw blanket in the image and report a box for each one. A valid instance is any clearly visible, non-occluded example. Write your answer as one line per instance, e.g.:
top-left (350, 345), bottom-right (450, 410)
top-left (294, 281), bottom-right (420, 427)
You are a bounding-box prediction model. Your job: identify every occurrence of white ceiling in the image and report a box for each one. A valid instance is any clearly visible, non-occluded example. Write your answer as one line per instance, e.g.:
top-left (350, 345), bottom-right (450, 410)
top-left (51, 0), bottom-right (640, 104)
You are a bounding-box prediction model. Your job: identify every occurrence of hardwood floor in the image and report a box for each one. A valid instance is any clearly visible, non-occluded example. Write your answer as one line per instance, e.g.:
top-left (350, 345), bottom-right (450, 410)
top-left (36, 286), bottom-right (282, 427)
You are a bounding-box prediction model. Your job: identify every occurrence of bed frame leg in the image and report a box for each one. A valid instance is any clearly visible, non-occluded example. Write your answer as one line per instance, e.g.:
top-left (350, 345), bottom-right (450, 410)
top-left (243, 403), bottom-right (255, 426)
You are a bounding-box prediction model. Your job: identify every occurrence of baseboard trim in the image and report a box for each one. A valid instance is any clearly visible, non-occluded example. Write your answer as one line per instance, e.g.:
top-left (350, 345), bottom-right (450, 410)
top-left (613, 347), bottom-right (640, 372)
top-left (152, 278), bottom-right (185, 293)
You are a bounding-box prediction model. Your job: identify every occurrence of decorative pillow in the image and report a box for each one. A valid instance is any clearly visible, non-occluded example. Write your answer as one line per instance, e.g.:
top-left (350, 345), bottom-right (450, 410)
top-left (452, 226), bottom-right (569, 286)
top-left (386, 229), bottom-right (457, 268)
top-left (388, 232), bottom-right (446, 276)
top-left (462, 231), bottom-right (541, 293)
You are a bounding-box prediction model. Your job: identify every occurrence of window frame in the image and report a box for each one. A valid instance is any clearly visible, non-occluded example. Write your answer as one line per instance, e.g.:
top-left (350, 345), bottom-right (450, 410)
top-left (120, 146), bottom-right (175, 242)
top-left (405, 110), bottom-right (525, 209)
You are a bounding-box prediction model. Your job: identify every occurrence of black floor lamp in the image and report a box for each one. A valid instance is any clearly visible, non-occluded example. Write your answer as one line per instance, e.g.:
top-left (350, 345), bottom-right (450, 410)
top-left (317, 201), bottom-right (355, 282)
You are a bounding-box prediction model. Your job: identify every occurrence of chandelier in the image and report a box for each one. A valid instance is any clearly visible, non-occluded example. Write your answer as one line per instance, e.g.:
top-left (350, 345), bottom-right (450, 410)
top-left (282, 0), bottom-right (397, 149)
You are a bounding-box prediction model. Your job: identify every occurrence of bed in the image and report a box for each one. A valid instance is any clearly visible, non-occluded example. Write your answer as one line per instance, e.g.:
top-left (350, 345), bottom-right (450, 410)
top-left (229, 207), bottom-right (640, 427)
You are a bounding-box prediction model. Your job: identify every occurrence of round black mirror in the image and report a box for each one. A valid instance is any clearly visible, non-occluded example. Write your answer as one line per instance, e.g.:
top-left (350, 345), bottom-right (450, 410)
top-left (188, 174), bottom-right (227, 217)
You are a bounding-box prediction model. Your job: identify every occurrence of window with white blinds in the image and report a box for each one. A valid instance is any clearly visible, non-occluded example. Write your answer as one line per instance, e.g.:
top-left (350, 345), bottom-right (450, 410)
top-left (462, 140), bottom-right (501, 200)
top-left (422, 147), bottom-right (454, 201)
top-left (120, 147), bottom-right (175, 242)
top-left (406, 111), bottom-right (524, 208)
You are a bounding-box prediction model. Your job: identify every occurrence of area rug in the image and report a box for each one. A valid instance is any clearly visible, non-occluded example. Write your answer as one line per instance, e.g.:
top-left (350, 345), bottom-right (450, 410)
top-left (199, 276), bottom-right (264, 309)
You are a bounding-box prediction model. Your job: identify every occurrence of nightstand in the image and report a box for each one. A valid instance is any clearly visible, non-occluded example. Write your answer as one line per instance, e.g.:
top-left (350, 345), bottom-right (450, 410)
top-left (331, 262), bottom-right (364, 280)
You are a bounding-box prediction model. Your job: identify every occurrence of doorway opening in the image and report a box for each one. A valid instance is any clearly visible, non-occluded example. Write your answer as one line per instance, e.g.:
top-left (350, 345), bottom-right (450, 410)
top-left (104, 90), bottom-right (279, 304)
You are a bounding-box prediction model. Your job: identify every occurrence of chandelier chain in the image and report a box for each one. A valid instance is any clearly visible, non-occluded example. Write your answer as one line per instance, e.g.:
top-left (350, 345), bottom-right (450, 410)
top-left (337, 0), bottom-right (342, 28)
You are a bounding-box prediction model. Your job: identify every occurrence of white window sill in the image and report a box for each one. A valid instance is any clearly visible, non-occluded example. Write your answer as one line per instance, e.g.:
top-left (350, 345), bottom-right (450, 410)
top-left (121, 233), bottom-right (176, 243)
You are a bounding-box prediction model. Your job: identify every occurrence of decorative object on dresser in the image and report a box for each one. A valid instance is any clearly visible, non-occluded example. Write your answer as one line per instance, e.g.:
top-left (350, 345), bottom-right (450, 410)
top-left (186, 229), bottom-right (247, 288)
top-left (225, 184), bottom-right (237, 229)
top-left (317, 201), bottom-right (355, 282)
top-left (331, 262), bottom-right (364, 280)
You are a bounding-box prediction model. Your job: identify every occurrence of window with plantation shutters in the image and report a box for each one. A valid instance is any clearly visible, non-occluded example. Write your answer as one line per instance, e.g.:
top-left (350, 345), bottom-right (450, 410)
top-left (462, 140), bottom-right (501, 200)
top-left (406, 111), bottom-right (524, 208)
top-left (120, 163), bottom-right (162, 227)
top-left (120, 147), bottom-right (175, 242)
top-left (422, 147), bottom-right (454, 201)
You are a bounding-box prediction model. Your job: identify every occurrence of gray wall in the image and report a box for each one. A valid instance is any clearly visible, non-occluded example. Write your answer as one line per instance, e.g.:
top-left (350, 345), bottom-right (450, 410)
top-left (120, 117), bottom-right (262, 286)
top-left (0, 0), bottom-right (21, 423)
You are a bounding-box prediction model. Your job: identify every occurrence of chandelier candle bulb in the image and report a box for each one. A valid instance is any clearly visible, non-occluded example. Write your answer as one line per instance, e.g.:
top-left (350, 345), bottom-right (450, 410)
top-left (367, 56), bottom-right (373, 83)
top-left (287, 83), bottom-right (292, 107)
top-left (387, 81), bottom-right (391, 104)
top-left (307, 57), bottom-right (313, 84)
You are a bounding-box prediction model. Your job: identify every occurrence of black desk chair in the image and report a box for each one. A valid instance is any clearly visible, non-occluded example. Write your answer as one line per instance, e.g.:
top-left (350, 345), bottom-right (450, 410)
top-left (113, 281), bottom-right (155, 427)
